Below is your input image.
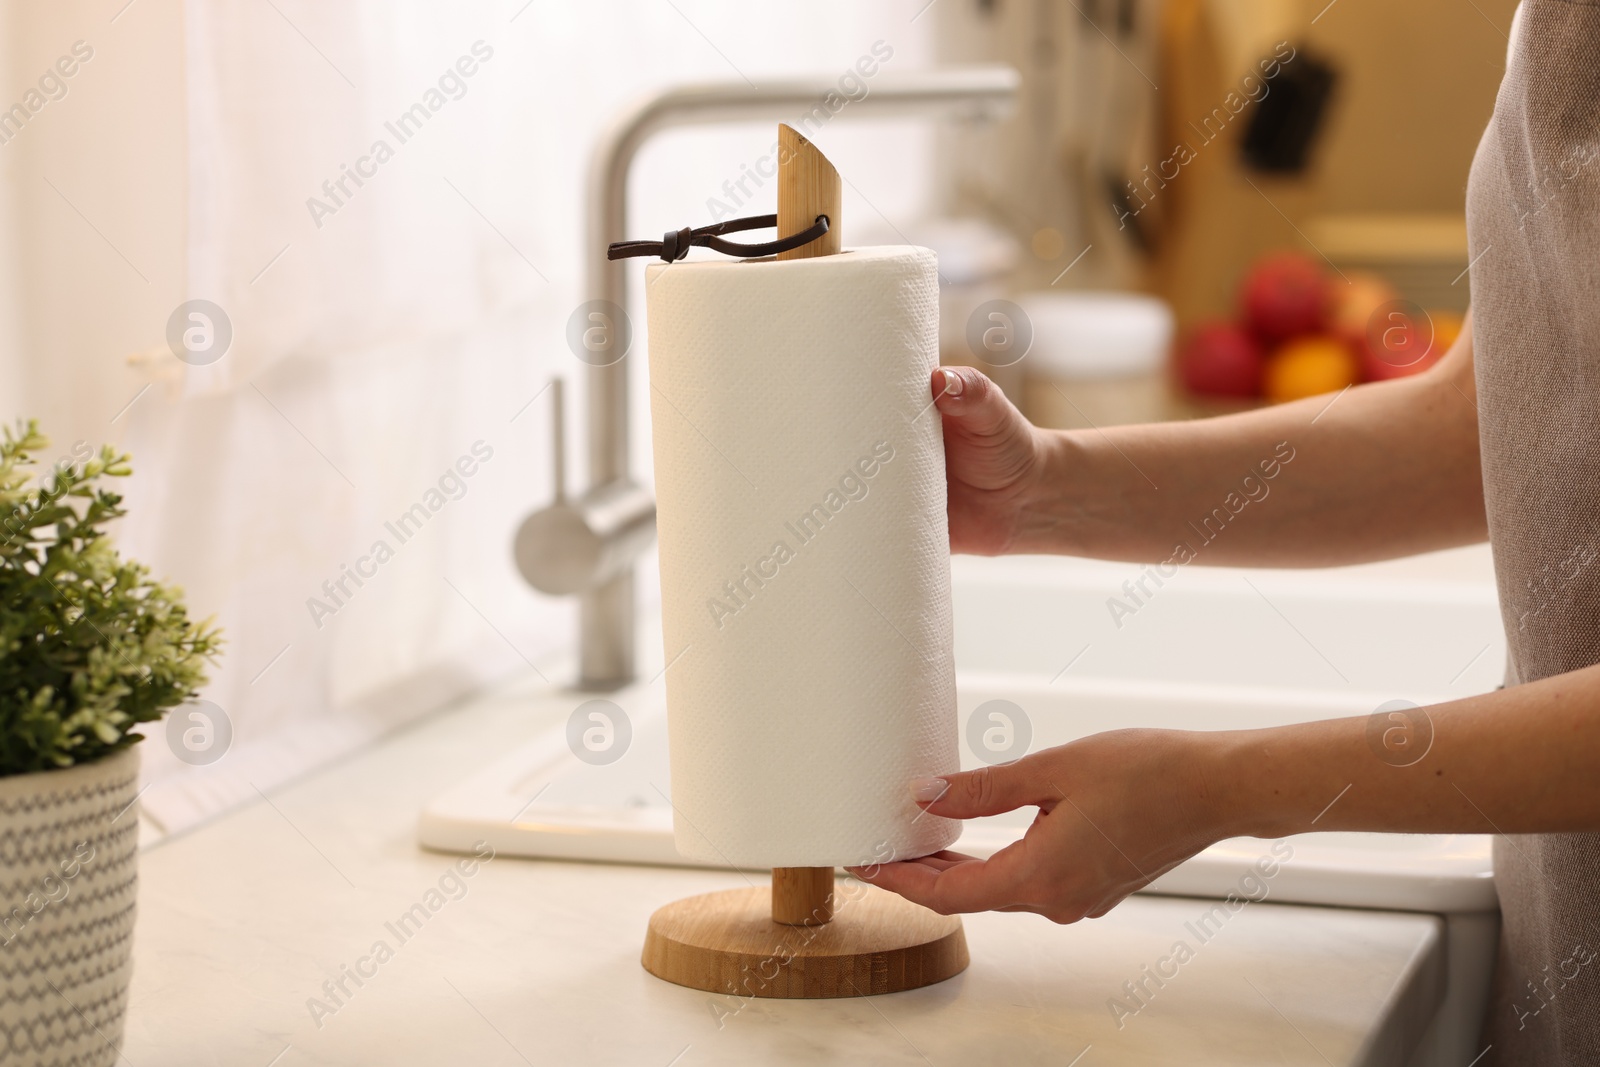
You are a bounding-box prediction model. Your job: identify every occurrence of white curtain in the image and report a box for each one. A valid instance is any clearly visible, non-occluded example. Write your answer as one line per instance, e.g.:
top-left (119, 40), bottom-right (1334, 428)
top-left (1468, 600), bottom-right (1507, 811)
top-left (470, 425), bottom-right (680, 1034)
top-left (0, 0), bottom-right (936, 838)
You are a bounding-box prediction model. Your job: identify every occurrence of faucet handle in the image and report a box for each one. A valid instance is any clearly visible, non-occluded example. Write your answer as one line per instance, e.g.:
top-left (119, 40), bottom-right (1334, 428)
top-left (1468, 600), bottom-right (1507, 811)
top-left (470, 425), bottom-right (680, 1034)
top-left (514, 377), bottom-right (656, 597)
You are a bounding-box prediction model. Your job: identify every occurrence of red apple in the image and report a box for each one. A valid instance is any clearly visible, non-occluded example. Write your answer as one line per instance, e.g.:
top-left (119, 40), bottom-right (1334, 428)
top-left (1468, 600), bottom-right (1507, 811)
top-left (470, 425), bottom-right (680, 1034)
top-left (1359, 301), bottom-right (1449, 381)
top-left (1177, 321), bottom-right (1264, 398)
top-left (1240, 252), bottom-right (1328, 344)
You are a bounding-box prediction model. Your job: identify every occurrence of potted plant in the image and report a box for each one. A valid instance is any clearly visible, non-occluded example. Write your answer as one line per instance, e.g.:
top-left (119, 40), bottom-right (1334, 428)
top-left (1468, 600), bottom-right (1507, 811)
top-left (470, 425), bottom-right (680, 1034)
top-left (0, 421), bottom-right (220, 1066)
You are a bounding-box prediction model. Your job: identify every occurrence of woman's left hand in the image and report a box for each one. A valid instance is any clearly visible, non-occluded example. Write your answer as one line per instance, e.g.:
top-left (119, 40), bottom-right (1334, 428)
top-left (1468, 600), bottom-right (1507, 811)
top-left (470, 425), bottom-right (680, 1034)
top-left (849, 729), bottom-right (1238, 923)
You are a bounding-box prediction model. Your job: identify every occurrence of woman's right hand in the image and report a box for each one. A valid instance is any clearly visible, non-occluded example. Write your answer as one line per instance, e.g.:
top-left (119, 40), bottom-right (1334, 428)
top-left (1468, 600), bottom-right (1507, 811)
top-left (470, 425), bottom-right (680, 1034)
top-left (931, 366), bottom-right (1048, 555)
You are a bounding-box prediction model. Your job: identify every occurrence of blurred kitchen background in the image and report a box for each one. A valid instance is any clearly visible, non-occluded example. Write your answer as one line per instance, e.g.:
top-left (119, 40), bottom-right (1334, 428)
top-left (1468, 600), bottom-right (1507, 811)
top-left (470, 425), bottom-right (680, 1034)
top-left (0, 0), bottom-right (1515, 832)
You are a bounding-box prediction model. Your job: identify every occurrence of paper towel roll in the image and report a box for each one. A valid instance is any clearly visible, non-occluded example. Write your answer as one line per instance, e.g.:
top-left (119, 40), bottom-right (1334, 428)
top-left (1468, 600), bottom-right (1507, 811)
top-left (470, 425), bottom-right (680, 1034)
top-left (645, 245), bottom-right (960, 869)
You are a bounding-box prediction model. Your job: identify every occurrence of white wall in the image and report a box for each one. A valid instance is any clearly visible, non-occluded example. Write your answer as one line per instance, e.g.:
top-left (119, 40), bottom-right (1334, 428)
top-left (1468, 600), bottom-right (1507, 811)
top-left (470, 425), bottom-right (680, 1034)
top-left (1, 0), bottom-right (186, 444)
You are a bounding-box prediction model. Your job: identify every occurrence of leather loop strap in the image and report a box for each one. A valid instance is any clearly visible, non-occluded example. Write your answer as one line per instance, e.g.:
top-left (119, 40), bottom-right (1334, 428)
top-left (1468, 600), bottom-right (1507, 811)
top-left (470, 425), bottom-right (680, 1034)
top-left (608, 214), bottom-right (830, 263)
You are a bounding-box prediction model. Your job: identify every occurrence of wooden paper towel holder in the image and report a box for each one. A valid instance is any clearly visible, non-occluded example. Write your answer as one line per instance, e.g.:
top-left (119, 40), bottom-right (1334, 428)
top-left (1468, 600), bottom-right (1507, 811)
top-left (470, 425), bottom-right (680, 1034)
top-left (640, 125), bottom-right (969, 999)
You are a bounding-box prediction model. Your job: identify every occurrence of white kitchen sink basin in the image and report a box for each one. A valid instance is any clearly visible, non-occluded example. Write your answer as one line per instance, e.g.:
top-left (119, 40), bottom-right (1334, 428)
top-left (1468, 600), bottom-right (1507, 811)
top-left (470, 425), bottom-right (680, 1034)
top-left (426, 546), bottom-right (1504, 899)
top-left (421, 676), bottom-right (1495, 912)
top-left (950, 548), bottom-right (1505, 698)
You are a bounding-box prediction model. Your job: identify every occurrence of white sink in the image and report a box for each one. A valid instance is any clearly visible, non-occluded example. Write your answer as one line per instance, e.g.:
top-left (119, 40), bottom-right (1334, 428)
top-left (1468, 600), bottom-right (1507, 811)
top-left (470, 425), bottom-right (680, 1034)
top-left (421, 676), bottom-right (1495, 912)
top-left (951, 549), bottom-right (1506, 697)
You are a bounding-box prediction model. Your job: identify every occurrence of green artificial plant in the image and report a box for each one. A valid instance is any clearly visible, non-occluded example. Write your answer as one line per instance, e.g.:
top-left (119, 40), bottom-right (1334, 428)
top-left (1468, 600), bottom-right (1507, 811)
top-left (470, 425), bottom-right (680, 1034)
top-left (0, 420), bottom-right (221, 776)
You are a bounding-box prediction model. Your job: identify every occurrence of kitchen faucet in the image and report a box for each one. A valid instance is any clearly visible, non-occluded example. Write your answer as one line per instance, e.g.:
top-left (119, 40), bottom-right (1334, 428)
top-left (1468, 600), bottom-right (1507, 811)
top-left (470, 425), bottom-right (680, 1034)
top-left (515, 66), bottom-right (1020, 690)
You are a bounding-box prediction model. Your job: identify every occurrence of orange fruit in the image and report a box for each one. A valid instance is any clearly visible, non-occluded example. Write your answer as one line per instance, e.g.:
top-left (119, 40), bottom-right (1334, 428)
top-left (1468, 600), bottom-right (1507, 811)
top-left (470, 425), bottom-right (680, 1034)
top-left (1263, 336), bottom-right (1359, 402)
top-left (1431, 310), bottom-right (1464, 353)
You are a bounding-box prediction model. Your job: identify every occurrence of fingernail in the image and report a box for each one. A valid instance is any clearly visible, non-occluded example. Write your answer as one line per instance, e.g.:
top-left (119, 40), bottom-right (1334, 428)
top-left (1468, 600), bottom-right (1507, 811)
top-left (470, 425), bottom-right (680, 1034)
top-left (911, 777), bottom-right (948, 803)
top-left (940, 368), bottom-right (964, 398)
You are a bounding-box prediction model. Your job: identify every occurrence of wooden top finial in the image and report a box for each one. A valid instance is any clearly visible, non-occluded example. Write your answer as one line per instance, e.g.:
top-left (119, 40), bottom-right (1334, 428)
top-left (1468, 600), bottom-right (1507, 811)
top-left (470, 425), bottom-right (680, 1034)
top-left (776, 123), bottom-right (842, 261)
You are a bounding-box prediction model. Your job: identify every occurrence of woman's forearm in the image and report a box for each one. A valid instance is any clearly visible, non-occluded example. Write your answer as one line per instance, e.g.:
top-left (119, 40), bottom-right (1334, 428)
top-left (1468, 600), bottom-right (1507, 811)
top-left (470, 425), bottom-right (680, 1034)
top-left (854, 664), bottom-right (1600, 922)
top-left (1015, 321), bottom-right (1487, 567)
top-left (1206, 662), bottom-right (1600, 838)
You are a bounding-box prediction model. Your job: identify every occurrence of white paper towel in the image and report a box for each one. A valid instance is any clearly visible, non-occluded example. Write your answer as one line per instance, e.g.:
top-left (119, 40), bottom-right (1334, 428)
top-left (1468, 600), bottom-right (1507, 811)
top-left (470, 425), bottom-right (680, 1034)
top-left (644, 245), bottom-right (960, 869)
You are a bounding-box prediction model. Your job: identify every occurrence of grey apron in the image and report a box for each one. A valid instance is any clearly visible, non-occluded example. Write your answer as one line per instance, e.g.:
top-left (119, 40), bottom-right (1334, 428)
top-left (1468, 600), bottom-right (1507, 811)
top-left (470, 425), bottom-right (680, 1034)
top-left (1468, 1), bottom-right (1600, 1061)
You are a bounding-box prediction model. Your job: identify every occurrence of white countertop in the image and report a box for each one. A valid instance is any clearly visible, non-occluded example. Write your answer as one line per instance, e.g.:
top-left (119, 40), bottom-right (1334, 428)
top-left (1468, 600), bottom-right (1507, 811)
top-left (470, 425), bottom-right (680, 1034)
top-left (123, 673), bottom-right (1446, 1066)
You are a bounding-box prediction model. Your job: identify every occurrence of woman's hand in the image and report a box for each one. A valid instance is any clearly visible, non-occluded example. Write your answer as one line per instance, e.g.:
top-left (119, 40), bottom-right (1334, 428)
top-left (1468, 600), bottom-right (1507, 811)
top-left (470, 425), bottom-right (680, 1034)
top-left (932, 366), bottom-right (1048, 555)
top-left (849, 729), bottom-right (1238, 922)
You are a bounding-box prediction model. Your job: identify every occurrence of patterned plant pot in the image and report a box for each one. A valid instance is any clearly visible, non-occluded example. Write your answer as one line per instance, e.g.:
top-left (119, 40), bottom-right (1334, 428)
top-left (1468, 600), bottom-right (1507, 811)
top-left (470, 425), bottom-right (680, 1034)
top-left (0, 747), bottom-right (141, 1067)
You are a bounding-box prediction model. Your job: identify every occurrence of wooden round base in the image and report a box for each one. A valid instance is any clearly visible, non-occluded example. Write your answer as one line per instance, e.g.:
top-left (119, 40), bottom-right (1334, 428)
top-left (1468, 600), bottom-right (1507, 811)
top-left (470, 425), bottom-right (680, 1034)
top-left (641, 883), bottom-right (968, 998)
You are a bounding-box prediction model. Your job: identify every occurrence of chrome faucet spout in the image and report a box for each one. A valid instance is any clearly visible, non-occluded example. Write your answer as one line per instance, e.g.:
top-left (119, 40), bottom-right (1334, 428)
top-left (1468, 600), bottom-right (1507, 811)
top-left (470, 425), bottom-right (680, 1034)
top-left (520, 66), bottom-right (1019, 690)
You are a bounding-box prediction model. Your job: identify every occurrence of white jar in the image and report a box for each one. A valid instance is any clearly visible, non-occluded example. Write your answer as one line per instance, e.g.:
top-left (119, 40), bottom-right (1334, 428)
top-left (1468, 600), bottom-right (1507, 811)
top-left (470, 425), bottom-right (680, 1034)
top-left (1015, 291), bottom-right (1175, 429)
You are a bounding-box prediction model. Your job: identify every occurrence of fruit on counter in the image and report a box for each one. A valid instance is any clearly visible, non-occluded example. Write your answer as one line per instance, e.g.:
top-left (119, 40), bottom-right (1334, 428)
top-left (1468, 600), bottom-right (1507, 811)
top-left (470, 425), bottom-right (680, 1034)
top-left (1176, 321), bottom-right (1264, 398)
top-left (1263, 336), bottom-right (1359, 402)
top-left (1171, 248), bottom-right (1464, 401)
top-left (1326, 271), bottom-right (1400, 343)
top-left (1239, 252), bottom-right (1328, 344)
